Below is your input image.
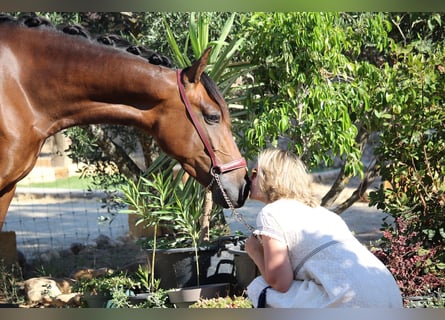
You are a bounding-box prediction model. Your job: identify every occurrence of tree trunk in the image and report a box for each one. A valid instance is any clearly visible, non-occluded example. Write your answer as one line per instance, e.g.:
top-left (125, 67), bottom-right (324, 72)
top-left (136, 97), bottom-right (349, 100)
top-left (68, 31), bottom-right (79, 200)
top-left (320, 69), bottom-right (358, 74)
top-left (321, 165), bottom-right (350, 209)
top-left (136, 128), bottom-right (159, 171)
top-left (199, 190), bottom-right (213, 243)
top-left (320, 125), bottom-right (375, 214)
top-left (332, 159), bottom-right (379, 214)
top-left (83, 124), bottom-right (142, 182)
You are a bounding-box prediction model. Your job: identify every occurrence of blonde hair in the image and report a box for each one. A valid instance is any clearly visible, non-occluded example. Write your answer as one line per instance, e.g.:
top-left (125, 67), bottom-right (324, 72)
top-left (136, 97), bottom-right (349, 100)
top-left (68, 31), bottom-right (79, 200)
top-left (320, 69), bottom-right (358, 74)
top-left (256, 148), bottom-right (318, 207)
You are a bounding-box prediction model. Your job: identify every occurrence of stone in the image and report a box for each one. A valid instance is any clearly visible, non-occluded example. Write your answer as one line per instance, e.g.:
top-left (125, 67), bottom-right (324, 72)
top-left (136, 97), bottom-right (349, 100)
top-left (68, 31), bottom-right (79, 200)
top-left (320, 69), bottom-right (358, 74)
top-left (24, 278), bottom-right (62, 304)
top-left (70, 242), bottom-right (86, 255)
top-left (94, 234), bottom-right (114, 249)
top-left (53, 293), bottom-right (82, 307)
top-left (70, 267), bottom-right (114, 281)
top-left (23, 277), bottom-right (80, 307)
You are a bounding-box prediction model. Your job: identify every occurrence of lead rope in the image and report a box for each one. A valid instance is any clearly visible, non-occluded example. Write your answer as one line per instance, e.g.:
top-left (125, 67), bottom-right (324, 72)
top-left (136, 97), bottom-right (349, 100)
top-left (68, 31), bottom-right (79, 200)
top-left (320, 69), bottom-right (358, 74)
top-left (211, 169), bottom-right (256, 233)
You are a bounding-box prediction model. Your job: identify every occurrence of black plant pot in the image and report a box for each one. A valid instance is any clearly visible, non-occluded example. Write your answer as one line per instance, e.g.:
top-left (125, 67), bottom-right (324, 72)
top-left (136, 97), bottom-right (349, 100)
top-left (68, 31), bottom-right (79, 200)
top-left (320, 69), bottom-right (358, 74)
top-left (83, 292), bottom-right (112, 308)
top-left (0, 303), bottom-right (19, 308)
top-left (146, 246), bottom-right (220, 290)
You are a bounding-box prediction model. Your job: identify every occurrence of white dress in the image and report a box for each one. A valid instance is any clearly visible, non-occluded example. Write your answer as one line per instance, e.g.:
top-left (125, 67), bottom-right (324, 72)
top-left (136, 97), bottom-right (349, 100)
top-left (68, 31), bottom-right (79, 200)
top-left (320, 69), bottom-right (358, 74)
top-left (246, 199), bottom-right (403, 308)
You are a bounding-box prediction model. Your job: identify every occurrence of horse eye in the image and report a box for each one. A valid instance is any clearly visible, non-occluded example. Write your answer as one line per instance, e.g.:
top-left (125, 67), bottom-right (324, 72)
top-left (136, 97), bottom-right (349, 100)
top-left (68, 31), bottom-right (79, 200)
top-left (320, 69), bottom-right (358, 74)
top-left (204, 113), bottom-right (221, 124)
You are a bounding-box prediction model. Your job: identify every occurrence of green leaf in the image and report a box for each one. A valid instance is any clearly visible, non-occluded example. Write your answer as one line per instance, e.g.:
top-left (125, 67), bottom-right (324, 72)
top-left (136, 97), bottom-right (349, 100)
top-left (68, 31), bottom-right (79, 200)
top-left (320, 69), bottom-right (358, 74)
top-left (436, 263), bottom-right (445, 270)
top-left (162, 15), bottom-right (190, 67)
top-left (211, 13), bottom-right (236, 61)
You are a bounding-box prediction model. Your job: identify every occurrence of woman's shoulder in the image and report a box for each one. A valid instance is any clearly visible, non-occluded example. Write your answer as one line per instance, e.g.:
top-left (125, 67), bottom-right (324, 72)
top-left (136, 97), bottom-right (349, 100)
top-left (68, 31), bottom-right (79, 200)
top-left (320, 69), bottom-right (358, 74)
top-left (264, 198), bottom-right (323, 214)
top-left (262, 199), bottom-right (314, 219)
top-left (266, 198), bottom-right (307, 209)
top-left (263, 199), bottom-right (345, 224)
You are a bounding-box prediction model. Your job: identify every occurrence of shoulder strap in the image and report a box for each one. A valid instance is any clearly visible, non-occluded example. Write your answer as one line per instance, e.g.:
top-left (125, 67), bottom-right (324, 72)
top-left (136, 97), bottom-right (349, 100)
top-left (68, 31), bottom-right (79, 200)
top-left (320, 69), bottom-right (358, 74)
top-left (293, 240), bottom-right (340, 276)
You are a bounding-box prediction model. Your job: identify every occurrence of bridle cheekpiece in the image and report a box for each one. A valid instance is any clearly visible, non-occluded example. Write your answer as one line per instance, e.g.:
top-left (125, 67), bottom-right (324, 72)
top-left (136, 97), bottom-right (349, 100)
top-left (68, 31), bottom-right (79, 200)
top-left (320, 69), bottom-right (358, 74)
top-left (176, 69), bottom-right (247, 183)
top-left (176, 69), bottom-right (254, 233)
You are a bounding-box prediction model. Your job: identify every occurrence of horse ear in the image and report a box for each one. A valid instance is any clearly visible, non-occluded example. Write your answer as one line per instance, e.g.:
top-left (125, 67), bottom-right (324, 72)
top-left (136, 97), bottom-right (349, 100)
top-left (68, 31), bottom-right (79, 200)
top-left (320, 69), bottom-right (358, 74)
top-left (183, 47), bottom-right (212, 84)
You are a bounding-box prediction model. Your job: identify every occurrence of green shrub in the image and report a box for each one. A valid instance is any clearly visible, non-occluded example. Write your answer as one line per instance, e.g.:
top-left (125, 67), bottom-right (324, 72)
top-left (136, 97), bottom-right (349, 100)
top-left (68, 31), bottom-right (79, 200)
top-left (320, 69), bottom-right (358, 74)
top-left (189, 295), bottom-right (253, 308)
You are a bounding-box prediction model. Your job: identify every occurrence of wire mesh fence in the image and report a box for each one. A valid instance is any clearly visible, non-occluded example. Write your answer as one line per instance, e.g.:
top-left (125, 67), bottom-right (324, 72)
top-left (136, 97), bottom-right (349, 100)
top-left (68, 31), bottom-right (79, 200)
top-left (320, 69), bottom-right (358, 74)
top-left (3, 187), bottom-right (129, 258)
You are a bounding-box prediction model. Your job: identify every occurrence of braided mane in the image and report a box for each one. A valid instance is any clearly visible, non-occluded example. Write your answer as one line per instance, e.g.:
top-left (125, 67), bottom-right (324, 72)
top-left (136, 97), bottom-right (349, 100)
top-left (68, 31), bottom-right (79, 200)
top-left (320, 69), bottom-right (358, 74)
top-left (0, 13), bottom-right (229, 120)
top-left (0, 13), bottom-right (173, 68)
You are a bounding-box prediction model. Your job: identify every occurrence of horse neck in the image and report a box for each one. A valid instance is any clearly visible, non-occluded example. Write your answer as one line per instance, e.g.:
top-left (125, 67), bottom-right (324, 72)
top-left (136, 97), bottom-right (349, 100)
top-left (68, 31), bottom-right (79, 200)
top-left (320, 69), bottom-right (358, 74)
top-left (48, 55), bottom-right (174, 133)
top-left (9, 26), bottom-right (176, 137)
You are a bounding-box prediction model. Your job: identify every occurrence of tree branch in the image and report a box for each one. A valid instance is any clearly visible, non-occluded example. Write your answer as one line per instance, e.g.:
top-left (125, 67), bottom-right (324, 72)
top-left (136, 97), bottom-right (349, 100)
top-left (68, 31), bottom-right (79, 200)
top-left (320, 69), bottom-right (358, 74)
top-left (320, 124), bottom-right (371, 213)
top-left (83, 125), bottom-right (143, 182)
top-left (136, 128), bottom-right (160, 171)
top-left (321, 164), bottom-right (350, 208)
top-left (332, 159), bottom-right (379, 214)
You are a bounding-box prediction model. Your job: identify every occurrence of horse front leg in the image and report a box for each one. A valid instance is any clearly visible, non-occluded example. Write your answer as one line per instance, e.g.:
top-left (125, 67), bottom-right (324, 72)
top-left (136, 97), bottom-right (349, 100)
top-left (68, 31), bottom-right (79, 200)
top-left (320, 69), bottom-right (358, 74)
top-left (0, 184), bottom-right (17, 231)
top-left (0, 135), bottom-right (44, 231)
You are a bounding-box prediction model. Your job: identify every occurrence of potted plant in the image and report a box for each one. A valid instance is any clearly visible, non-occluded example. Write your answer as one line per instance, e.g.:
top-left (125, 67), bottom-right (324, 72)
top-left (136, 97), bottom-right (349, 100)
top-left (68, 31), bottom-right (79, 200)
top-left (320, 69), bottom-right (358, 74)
top-left (72, 271), bottom-right (136, 308)
top-left (157, 172), bottom-right (231, 306)
top-left (126, 264), bottom-right (171, 308)
top-left (119, 154), bottom-right (233, 306)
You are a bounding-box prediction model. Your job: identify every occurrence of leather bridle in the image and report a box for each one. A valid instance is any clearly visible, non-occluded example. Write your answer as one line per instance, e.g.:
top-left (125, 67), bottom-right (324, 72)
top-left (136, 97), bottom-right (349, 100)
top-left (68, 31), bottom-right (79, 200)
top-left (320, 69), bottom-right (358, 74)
top-left (176, 69), bottom-right (247, 186)
top-left (176, 69), bottom-right (255, 232)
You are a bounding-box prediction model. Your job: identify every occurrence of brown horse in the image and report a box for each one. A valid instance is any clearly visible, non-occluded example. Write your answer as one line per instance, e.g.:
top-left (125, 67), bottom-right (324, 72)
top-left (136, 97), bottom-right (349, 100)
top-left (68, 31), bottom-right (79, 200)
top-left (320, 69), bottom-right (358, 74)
top-left (0, 17), bottom-right (249, 230)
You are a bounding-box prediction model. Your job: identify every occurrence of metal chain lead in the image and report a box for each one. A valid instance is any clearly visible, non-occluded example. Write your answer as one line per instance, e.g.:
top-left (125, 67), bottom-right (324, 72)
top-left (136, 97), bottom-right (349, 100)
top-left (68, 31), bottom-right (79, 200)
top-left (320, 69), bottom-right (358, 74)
top-left (211, 169), bottom-right (255, 233)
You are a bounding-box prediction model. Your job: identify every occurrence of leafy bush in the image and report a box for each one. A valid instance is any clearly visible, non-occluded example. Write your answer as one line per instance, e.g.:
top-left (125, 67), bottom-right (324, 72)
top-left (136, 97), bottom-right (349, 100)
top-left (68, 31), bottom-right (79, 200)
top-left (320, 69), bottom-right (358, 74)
top-left (372, 217), bottom-right (445, 302)
top-left (365, 13), bottom-right (445, 303)
top-left (72, 271), bottom-right (136, 296)
top-left (0, 260), bottom-right (25, 305)
top-left (189, 295), bottom-right (253, 308)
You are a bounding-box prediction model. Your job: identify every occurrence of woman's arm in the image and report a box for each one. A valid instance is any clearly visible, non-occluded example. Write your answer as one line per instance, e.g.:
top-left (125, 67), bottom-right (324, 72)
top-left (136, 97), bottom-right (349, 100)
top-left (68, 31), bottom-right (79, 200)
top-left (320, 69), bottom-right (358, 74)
top-left (245, 235), bottom-right (294, 292)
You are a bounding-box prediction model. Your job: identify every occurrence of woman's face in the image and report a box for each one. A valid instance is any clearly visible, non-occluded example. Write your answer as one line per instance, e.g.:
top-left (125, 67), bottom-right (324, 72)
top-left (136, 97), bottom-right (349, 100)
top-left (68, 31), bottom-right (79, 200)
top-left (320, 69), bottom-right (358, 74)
top-left (249, 167), bottom-right (267, 203)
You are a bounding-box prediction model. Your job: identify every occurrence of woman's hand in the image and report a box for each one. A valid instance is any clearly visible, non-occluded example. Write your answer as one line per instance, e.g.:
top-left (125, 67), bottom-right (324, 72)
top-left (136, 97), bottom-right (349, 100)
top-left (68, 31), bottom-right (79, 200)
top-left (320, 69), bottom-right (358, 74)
top-left (245, 234), bottom-right (264, 265)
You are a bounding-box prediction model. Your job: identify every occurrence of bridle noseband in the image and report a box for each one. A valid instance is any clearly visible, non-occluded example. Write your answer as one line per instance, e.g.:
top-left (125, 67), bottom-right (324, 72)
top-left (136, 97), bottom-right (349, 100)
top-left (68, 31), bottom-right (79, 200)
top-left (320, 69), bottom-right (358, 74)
top-left (176, 69), bottom-right (255, 233)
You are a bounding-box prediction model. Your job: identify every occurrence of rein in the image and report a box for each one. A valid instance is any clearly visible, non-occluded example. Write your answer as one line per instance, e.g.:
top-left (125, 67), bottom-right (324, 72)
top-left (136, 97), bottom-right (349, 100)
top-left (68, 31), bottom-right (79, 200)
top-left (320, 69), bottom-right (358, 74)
top-left (176, 69), bottom-right (254, 233)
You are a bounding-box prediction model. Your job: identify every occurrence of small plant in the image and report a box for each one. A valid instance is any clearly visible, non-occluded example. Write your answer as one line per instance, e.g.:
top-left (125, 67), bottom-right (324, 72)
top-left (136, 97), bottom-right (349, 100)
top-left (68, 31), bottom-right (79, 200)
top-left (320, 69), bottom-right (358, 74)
top-left (72, 271), bottom-right (136, 296)
top-left (0, 260), bottom-right (25, 305)
top-left (405, 288), bottom-right (445, 308)
top-left (120, 153), bottom-right (225, 288)
top-left (133, 264), bottom-right (151, 293)
top-left (371, 217), bottom-right (445, 306)
top-left (189, 295), bottom-right (253, 308)
top-left (129, 280), bottom-right (171, 309)
top-left (71, 266), bottom-right (172, 308)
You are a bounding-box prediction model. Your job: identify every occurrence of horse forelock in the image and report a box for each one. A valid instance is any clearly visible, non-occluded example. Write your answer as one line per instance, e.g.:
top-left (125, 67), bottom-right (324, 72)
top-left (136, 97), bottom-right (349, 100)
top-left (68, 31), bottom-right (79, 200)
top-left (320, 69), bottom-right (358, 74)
top-left (200, 72), bottom-right (231, 126)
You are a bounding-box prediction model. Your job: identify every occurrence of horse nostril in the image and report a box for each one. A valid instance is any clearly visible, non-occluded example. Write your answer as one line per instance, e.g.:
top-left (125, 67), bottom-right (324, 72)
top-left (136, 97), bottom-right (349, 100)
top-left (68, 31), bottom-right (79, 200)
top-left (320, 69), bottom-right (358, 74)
top-left (243, 177), bottom-right (251, 198)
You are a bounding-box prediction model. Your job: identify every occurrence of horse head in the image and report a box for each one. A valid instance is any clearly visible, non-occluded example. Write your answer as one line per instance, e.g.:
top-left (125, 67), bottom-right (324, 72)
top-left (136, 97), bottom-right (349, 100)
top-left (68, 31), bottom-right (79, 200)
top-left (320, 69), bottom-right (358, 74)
top-left (153, 48), bottom-right (250, 208)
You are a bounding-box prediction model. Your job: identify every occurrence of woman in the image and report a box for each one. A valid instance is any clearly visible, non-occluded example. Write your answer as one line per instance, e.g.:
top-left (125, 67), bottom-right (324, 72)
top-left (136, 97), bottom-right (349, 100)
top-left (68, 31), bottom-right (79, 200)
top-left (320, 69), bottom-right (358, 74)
top-left (245, 148), bottom-right (402, 308)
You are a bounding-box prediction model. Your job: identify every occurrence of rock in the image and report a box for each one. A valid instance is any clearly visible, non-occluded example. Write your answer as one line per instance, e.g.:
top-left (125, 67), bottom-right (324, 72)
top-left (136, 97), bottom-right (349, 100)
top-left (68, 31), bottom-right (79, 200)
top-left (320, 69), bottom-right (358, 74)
top-left (70, 267), bottom-right (114, 281)
top-left (93, 267), bottom-right (114, 277)
top-left (94, 234), bottom-right (114, 249)
top-left (53, 293), bottom-right (82, 307)
top-left (24, 277), bottom-right (77, 306)
top-left (38, 249), bottom-right (60, 263)
top-left (54, 278), bottom-right (74, 294)
top-left (70, 242), bottom-right (86, 255)
top-left (24, 277), bottom-right (63, 304)
top-left (71, 268), bottom-right (96, 281)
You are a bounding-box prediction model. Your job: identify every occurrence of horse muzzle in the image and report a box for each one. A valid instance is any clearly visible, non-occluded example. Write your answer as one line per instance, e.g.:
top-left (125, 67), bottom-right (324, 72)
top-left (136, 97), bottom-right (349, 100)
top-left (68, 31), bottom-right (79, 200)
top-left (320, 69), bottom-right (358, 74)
top-left (211, 169), bottom-right (250, 209)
